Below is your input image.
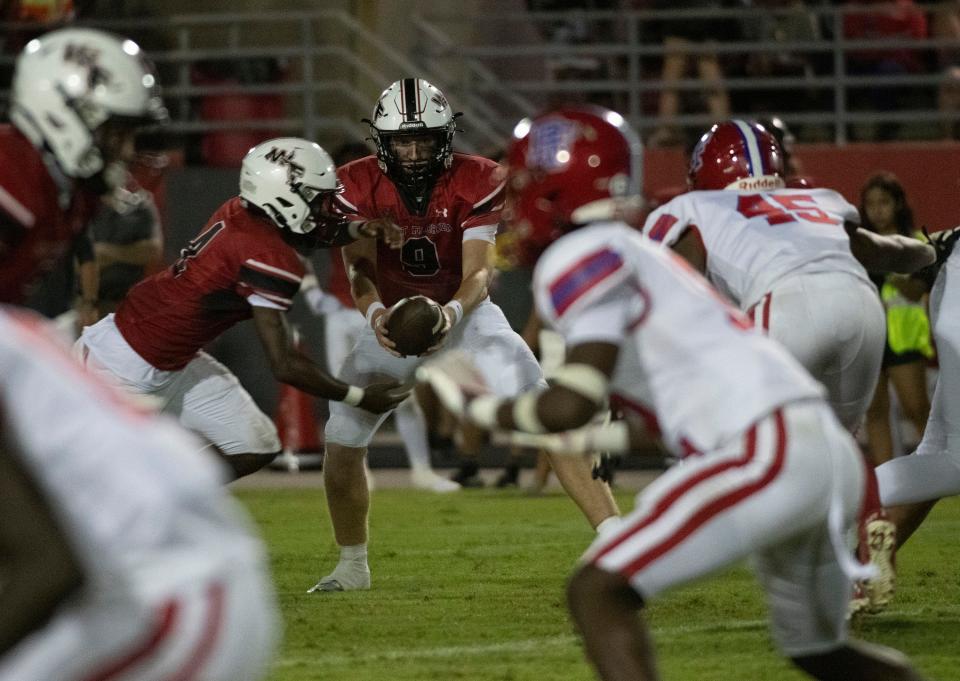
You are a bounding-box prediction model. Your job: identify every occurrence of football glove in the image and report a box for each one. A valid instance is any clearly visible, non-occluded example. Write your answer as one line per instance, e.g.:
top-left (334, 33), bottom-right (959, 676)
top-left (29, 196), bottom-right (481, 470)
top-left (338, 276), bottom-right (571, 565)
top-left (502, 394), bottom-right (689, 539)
top-left (915, 226), bottom-right (960, 288)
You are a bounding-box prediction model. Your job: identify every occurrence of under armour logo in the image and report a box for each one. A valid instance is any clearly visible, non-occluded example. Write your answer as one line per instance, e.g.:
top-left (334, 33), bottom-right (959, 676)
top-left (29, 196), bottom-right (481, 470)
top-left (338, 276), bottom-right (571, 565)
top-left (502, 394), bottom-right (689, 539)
top-left (435, 208), bottom-right (448, 218)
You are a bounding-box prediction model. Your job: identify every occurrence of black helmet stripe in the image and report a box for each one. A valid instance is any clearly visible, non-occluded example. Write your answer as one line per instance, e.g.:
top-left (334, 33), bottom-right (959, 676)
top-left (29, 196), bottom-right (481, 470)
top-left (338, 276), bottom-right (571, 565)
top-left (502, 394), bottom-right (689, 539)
top-left (402, 77), bottom-right (419, 122)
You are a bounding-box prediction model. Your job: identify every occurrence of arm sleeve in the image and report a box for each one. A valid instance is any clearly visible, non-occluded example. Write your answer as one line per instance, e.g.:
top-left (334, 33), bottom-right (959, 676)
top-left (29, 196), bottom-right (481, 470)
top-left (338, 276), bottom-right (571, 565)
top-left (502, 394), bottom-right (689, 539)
top-left (236, 253), bottom-right (305, 310)
top-left (534, 243), bottom-right (642, 342)
top-left (642, 200), bottom-right (691, 246)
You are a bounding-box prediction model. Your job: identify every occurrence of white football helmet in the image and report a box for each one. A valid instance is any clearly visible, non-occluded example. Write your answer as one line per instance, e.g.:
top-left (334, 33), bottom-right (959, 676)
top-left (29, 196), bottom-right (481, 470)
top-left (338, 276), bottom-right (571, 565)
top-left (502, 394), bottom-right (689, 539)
top-left (367, 78), bottom-right (457, 191)
top-left (239, 137), bottom-right (342, 235)
top-left (10, 28), bottom-right (166, 187)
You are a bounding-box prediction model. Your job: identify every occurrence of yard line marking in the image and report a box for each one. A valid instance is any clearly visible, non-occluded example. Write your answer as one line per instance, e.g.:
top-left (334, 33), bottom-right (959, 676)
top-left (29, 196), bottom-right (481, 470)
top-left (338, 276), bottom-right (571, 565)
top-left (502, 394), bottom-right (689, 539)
top-left (276, 607), bottom-right (960, 667)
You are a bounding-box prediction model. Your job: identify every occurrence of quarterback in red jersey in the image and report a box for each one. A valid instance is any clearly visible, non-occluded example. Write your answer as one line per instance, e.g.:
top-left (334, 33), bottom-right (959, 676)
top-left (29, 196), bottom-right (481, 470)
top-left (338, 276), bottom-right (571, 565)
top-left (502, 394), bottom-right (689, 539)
top-left (0, 27), bottom-right (165, 307)
top-left (311, 78), bottom-right (619, 593)
top-left (78, 138), bottom-right (409, 479)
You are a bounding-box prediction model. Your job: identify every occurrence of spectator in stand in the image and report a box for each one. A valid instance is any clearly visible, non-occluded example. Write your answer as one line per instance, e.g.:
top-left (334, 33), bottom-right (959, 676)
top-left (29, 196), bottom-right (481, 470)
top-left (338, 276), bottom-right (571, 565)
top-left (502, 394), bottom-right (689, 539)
top-left (843, 0), bottom-right (928, 141)
top-left (931, 0), bottom-right (960, 139)
top-left (644, 0), bottom-right (734, 148)
top-left (738, 0), bottom-right (823, 118)
top-left (860, 172), bottom-right (933, 466)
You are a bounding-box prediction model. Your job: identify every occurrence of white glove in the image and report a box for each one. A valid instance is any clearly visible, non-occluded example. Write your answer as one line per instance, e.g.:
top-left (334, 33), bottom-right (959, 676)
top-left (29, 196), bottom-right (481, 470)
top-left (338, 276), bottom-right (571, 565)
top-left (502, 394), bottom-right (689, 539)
top-left (303, 287), bottom-right (344, 316)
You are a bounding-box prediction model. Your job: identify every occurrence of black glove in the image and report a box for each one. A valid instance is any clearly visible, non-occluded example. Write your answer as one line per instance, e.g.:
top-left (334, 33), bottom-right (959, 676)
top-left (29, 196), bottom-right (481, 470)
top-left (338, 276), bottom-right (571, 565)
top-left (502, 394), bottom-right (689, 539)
top-left (591, 453), bottom-right (621, 485)
top-left (914, 226), bottom-right (960, 289)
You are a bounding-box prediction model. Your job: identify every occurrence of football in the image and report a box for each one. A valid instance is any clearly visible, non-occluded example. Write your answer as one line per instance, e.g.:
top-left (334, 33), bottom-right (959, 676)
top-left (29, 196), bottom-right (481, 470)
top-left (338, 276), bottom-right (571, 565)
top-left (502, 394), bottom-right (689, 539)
top-left (385, 296), bottom-right (446, 356)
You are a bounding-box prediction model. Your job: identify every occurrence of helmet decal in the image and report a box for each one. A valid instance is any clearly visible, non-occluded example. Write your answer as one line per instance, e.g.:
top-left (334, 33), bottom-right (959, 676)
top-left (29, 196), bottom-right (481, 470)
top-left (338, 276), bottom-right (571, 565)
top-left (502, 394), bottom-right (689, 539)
top-left (264, 146), bottom-right (306, 186)
top-left (528, 117), bottom-right (578, 172)
top-left (503, 105), bottom-right (643, 268)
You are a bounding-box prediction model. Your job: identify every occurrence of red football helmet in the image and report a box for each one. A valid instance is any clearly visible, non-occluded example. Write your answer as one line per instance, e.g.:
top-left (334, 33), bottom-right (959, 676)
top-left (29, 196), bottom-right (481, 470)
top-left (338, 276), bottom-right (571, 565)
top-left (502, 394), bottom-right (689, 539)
top-left (502, 106), bottom-right (642, 268)
top-left (688, 120), bottom-right (785, 192)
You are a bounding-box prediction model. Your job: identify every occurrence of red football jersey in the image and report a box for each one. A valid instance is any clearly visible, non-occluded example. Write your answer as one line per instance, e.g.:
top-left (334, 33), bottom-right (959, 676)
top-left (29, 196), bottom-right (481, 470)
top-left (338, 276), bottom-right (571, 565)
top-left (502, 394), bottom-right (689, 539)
top-left (115, 197), bottom-right (305, 370)
top-left (0, 125), bottom-right (98, 303)
top-left (335, 153), bottom-right (503, 307)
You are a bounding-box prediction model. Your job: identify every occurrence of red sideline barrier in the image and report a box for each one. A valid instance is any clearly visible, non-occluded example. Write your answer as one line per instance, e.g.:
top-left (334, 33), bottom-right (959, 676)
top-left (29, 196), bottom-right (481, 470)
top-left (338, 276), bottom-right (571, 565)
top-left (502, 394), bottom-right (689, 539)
top-left (645, 141), bottom-right (960, 231)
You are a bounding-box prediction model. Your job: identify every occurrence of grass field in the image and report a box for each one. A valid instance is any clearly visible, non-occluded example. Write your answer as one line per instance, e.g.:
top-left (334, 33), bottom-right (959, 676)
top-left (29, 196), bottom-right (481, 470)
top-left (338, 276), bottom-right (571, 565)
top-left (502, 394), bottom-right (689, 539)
top-left (236, 480), bottom-right (960, 681)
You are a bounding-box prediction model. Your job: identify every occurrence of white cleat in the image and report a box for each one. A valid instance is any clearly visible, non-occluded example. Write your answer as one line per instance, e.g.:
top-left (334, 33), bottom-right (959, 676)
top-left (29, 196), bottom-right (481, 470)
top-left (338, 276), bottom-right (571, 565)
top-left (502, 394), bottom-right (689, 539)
top-left (849, 515), bottom-right (897, 617)
top-left (411, 470), bottom-right (462, 493)
top-left (308, 562), bottom-right (371, 593)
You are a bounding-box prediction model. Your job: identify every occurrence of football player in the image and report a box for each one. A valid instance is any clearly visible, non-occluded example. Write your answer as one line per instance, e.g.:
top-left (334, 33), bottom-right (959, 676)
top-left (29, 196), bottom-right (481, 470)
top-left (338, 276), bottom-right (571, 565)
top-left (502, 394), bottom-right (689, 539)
top-left (311, 78), bottom-right (620, 592)
top-left (875, 230), bottom-right (960, 552)
top-left (0, 309), bottom-right (280, 681)
top-left (76, 138), bottom-right (410, 479)
top-left (0, 27), bottom-right (166, 308)
top-left (642, 119), bottom-right (936, 614)
top-left (423, 106), bottom-right (925, 681)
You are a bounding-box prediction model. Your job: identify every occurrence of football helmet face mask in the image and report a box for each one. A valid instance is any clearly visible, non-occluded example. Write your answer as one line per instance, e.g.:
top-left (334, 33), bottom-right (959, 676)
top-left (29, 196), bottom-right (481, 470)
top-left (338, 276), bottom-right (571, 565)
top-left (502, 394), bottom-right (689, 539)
top-left (367, 78), bottom-right (457, 194)
top-left (502, 106), bottom-right (643, 268)
top-left (688, 120), bottom-right (785, 191)
top-left (10, 27), bottom-right (166, 191)
top-left (239, 138), bottom-right (344, 235)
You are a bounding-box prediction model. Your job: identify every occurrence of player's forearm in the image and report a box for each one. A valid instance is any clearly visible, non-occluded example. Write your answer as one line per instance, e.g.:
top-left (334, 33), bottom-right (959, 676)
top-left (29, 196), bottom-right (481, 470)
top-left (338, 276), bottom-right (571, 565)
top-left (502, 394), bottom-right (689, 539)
top-left (851, 229), bottom-right (936, 274)
top-left (449, 266), bottom-right (491, 315)
top-left (0, 448), bottom-right (85, 656)
top-left (0, 551), bottom-right (84, 656)
top-left (270, 350), bottom-right (354, 403)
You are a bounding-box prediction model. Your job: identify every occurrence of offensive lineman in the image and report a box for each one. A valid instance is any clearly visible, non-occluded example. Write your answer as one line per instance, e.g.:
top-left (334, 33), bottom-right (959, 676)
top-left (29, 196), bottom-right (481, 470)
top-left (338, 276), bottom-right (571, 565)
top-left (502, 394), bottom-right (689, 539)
top-left (77, 138), bottom-right (409, 479)
top-left (641, 120), bottom-right (935, 613)
top-left (313, 78), bottom-right (620, 592)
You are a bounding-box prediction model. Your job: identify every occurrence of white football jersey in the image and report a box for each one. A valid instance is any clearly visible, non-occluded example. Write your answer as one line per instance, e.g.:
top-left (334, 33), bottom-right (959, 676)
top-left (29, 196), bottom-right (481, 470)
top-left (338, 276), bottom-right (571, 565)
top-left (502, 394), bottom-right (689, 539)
top-left (0, 308), bottom-right (261, 591)
top-left (533, 224), bottom-right (824, 454)
top-left (642, 188), bottom-right (870, 309)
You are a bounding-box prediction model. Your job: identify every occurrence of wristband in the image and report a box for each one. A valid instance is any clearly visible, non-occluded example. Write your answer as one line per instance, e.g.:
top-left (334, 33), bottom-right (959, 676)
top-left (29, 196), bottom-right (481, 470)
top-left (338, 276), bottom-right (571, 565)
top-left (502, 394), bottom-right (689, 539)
top-left (444, 300), bottom-right (464, 327)
top-left (365, 302), bottom-right (386, 327)
top-left (467, 394), bottom-right (502, 429)
top-left (343, 385), bottom-right (365, 407)
top-left (512, 391), bottom-right (547, 434)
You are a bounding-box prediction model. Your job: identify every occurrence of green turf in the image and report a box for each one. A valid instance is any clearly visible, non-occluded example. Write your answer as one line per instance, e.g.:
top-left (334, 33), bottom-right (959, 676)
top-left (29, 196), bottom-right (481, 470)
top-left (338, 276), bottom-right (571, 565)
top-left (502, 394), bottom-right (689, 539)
top-left (236, 486), bottom-right (960, 681)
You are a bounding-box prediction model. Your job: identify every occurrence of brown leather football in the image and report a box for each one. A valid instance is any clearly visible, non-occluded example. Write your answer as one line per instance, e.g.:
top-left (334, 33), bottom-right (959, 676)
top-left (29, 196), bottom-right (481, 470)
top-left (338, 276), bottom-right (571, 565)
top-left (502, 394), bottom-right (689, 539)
top-left (385, 296), bottom-right (445, 356)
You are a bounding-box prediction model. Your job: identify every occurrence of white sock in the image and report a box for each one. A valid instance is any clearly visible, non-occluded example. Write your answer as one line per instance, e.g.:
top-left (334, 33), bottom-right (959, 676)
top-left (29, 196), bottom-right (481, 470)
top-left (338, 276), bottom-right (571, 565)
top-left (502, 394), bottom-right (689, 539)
top-left (595, 516), bottom-right (621, 536)
top-left (395, 397), bottom-right (432, 474)
top-left (340, 543), bottom-right (368, 564)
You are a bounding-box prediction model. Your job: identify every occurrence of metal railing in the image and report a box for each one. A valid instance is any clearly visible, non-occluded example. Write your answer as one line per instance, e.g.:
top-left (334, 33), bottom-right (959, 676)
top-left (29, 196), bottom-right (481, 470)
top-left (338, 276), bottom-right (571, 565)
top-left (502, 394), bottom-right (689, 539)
top-left (415, 4), bottom-right (960, 146)
top-left (1, 5), bottom-right (956, 160)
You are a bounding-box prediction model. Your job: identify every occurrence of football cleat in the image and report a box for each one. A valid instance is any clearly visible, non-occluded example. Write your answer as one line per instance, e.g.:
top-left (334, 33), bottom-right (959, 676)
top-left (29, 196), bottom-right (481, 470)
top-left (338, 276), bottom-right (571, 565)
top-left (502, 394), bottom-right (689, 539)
top-left (849, 512), bottom-right (897, 616)
top-left (308, 562), bottom-right (371, 593)
top-left (410, 469), bottom-right (461, 493)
